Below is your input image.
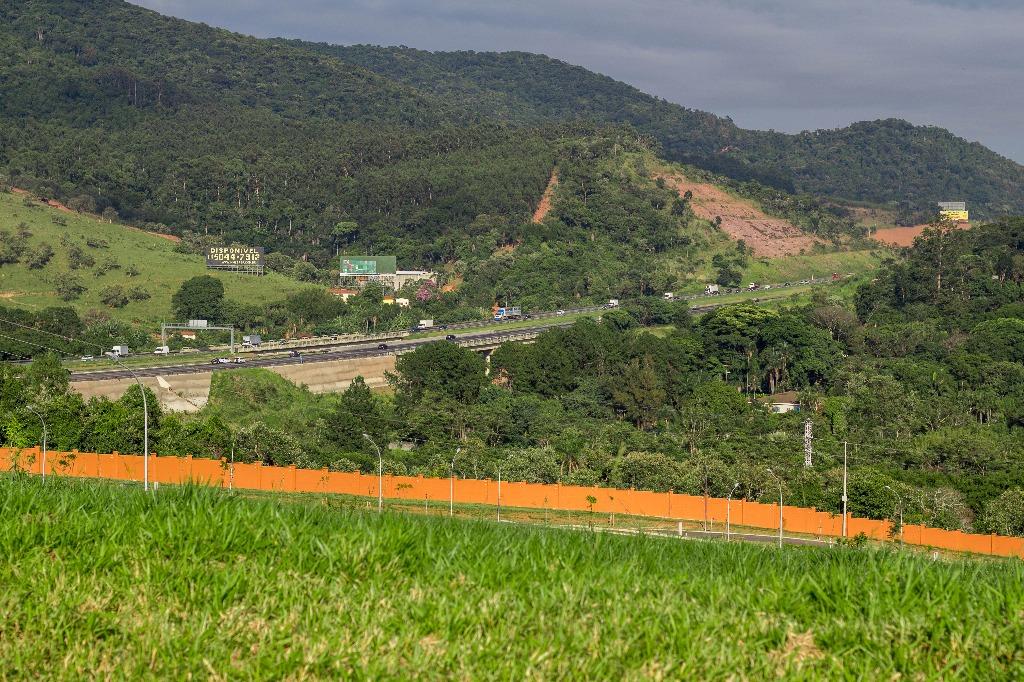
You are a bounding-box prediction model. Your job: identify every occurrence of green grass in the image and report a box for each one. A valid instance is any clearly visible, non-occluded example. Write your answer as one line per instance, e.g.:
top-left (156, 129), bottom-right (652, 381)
top-left (0, 190), bottom-right (307, 324)
top-left (3, 475), bottom-right (1023, 679)
top-left (740, 249), bottom-right (885, 283)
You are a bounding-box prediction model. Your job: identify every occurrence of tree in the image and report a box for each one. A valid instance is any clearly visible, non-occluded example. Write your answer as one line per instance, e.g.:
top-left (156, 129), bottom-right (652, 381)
top-left (98, 285), bottom-right (130, 308)
top-left (980, 488), bottom-right (1024, 536)
top-left (611, 356), bottom-right (666, 429)
top-left (325, 377), bottom-right (389, 453)
top-left (172, 275), bottom-right (225, 321)
top-left (55, 276), bottom-right (87, 301)
top-left (392, 342), bottom-right (487, 407)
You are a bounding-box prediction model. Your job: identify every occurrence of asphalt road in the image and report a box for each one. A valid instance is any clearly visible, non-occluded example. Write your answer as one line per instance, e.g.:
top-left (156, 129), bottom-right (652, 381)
top-left (69, 296), bottom-right (785, 382)
top-left (70, 322), bottom-right (574, 382)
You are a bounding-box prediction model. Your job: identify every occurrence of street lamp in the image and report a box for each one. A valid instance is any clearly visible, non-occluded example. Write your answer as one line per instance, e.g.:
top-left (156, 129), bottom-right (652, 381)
top-left (26, 405), bottom-right (47, 482)
top-left (497, 453), bottom-right (514, 522)
top-left (108, 353), bottom-right (149, 491)
top-left (450, 447), bottom-right (461, 518)
top-left (229, 428), bottom-right (236, 491)
top-left (766, 468), bottom-right (783, 549)
top-left (362, 433), bottom-right (383, 513)
top-left (841, 441), bottom-right (848, 538)
top-left (884, 484), bottom-right (904, 547)
top-left (726, 482), bottom-right (740, 541)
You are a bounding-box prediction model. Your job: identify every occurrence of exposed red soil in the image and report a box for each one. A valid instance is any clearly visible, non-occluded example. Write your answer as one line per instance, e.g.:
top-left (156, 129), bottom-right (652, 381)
top-left (659, 174), bottom-right (821, 257)
top-left (441, 274), bottom-right (462, 293)
top-left (872, 222), bottom-right (970, 247)
top-left (532, 169), bottom-right (559, 223)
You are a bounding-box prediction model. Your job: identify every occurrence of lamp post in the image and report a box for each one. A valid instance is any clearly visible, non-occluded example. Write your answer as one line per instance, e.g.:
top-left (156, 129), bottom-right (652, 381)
top-left (109, 354), bottom-right (148, 491)
top-left (450, 447), bottom-right (461, 518)
top-left (362, 433), bottom-right (383, 513)
top-left (841, 441), bottom-right (848, 538)
top-left (229, 429), bottom-right (236, 491)
top-left (766, 468), bottom-right (783, 549)
top-left (497, 454), bottom-right (514, 522)
top-left (26, 405), bottom-right (47, 482)
top-left (884, 484), bottom-right (904, 547)
top-left (726, 482), bottom-right (740, 541)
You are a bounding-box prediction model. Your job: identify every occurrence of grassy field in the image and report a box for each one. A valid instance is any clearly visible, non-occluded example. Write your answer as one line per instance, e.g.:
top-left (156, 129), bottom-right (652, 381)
top-left (0, 190), bottom-right (307, 325)
top-left (3, 475), bottom-right (1022, 679)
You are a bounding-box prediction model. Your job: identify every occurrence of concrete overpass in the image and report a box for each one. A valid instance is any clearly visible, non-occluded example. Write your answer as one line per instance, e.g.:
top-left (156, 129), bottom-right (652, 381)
top-left (67, 295), bottom-right (768, 412)
top-left (70, 326), bottom-right (552, 412)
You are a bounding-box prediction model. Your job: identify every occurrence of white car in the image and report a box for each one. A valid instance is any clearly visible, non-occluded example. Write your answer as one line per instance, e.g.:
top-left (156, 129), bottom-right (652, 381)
top-left (556, 310), bottom-right (566, 316)
top-left (80, 355), bottom-right (94, 362)
top-left (230, 357), bottom-right (247, 364)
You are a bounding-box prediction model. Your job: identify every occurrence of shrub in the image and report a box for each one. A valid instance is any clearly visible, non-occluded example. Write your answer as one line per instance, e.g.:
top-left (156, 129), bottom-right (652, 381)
top-left (24, 243), bottom-right (54, 269)
top-left (98, 284), bottom-right (130, 308)
top-left (55, 276), bottom-right (87, 301)
top-left (67, 245), bottom-right (95, 269)
top-left (128, 286), bottom-right (151, 301)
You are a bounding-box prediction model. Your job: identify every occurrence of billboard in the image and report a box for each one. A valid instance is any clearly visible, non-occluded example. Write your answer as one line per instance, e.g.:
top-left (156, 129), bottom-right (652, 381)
top-left (340, 256), bottom-right (397, 275)
top-left (937, 201), bottom-right (966, 212)
top-left (206, 246), bottom-right (265, 267)
top-left (939, 210), bottom-right (969, 222)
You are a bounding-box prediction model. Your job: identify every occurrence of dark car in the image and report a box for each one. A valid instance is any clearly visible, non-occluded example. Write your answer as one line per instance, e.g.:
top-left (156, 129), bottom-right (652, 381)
top-left (377, 343), bottom-right (388, 349)
top-left (438, 325), bottom-right (448, 330)
top-left (445, 334), bottom-right (457, 341)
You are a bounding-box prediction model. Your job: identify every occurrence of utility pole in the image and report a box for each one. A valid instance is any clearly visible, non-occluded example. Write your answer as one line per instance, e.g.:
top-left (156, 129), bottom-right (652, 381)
top-left (27, 405), bottom-right (46, 482)
top-left (766, 468), bottom-right (783, 549)
top-left (362, 433), bottom-right (383, 513)
top-left (842, 441), bottom-right (848, 538)
top-left (726, 482), bottom-right (740, 541)
top-left (449, 447), bottom-right (461, 517)
top-left (803, 419), bottom-right (813, 467)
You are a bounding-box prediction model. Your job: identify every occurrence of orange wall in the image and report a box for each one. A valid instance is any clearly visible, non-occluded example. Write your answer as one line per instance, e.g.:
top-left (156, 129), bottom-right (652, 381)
top-left (3, 446), bottom-right (1022, 559)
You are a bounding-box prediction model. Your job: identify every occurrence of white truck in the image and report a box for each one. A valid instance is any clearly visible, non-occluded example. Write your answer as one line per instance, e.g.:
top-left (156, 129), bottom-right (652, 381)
top-left (704, 284), bottom-right (720, 296)
top-left (110, 345), bottom-right (131, 357)
top-left (607, 299), bottom-right (620, 308)
top-left (242, 334), bottom-right (262, 347)
top-left (663, 292), bottom-right (675, 301)
top-left (416, 319), bottom-right (435, 331)
top-left (153, 346), bottom-right (170, 355)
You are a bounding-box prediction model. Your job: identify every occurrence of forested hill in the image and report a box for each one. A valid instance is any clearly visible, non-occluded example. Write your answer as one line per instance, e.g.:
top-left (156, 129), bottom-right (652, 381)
top-left (1, 0), bottom-right (1021, 271)
top-left (312, 45), bottom-right (1024, 217)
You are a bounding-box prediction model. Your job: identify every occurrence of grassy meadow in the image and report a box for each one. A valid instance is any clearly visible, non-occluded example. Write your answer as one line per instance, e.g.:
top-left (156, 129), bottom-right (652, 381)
top-left (2, 475), bottom-right (1022, 679)
top-left (0, 190), bottom-right (307, 325)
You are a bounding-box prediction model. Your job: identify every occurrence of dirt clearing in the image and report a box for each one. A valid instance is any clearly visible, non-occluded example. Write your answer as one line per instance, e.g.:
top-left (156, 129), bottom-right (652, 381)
top-left (660, 174), bottom-right (821, 257)
top-left (872, 222), bottom-right (970, 247)
top-left (532, 169), bottom-right (558, 223)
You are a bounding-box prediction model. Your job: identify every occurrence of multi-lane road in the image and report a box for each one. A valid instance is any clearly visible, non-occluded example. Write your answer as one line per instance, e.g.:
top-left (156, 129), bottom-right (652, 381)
top-left (71, 279), bottom-right (836, 382)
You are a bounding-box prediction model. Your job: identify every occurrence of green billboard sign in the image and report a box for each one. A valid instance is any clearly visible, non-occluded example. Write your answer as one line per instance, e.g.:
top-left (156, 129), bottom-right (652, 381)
top-left (340, 256), bottom-right (397, 275)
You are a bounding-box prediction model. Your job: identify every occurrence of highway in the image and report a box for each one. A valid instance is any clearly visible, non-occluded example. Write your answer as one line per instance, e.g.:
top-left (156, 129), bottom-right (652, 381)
top-left (69, 322), bottom-right (574, 381)
top-left (68, 282), bottom-right (830, 382)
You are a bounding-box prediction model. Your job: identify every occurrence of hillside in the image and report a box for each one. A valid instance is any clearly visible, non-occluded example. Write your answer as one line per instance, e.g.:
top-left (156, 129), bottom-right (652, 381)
top-left (323, 46), bottom-right (1024, 218)
top-left (0, 0), bottom-right (1019, 287)
top-left (4, 476), bottom-right (1023, 678)
top-left (0, 189), bottom-right (307, 325)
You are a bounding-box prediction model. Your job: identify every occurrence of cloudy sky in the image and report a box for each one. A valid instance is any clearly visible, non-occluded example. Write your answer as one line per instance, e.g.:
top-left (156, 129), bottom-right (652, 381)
top-left (133, 0), bottom-right (1024, 163)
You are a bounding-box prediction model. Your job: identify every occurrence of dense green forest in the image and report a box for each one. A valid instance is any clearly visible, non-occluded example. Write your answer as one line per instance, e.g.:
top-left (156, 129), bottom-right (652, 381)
top-left (320, 46), bottom-right (1024, 217)
top-left (1, 0), bottom-right (1021, 286)
top-left (4, 220), bottom-right (1024, 536)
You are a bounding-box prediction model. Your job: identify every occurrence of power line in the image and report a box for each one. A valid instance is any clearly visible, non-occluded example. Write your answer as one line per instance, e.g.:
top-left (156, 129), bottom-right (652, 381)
top-left (0, 315), bottom-right (105, 351)
top-left (0, 331), bottom-right (80, 360)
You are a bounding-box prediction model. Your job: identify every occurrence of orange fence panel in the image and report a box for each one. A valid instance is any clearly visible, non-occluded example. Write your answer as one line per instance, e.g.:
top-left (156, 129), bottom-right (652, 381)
top-left (5, 449), bottom-right (1024, 558)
